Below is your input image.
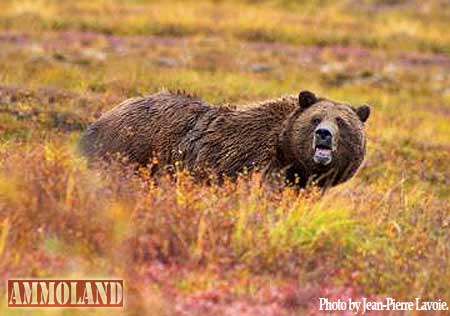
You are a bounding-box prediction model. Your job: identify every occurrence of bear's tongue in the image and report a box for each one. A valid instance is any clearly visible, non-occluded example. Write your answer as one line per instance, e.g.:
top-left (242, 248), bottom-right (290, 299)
top-left (313, 148), bottom-right (332, 166)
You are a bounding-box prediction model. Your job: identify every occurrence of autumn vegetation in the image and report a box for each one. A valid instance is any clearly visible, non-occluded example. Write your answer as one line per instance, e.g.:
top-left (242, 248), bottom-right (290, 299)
top-left (0, 0), bottom-right (449, 315)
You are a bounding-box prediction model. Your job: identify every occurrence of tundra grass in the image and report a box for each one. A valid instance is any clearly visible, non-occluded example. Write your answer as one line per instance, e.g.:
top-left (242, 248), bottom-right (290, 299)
top-left (0, 0), bottom-right (449, 315)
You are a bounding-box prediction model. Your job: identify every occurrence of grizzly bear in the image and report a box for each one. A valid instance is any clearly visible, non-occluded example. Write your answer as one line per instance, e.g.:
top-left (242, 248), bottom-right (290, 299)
top-left (79, 90), bottom-right (370, 188)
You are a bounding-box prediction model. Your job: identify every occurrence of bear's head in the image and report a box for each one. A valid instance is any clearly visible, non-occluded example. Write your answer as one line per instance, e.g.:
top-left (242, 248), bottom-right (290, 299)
top-left (279, 90), bottom-right (371, 188)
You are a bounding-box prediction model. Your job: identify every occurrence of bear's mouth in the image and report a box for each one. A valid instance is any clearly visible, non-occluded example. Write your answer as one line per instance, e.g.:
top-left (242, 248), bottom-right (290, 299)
top-left (313, 144), bottom-right (333, 166)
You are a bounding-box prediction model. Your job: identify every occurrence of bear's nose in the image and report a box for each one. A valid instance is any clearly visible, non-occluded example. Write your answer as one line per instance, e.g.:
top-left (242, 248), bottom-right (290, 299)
top-left (315, 128), bottom-right (332, 141)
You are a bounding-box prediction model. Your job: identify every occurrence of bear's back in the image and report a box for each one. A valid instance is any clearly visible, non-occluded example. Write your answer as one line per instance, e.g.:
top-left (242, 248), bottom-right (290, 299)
top-left (79, 91), bottom-right (214, 165)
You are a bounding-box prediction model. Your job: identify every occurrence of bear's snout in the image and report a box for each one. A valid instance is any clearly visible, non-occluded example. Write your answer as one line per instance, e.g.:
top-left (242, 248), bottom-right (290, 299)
top-left (313, 121), bottom-right (338, 166)
top-left (315, 128), bottom-right (333, 147)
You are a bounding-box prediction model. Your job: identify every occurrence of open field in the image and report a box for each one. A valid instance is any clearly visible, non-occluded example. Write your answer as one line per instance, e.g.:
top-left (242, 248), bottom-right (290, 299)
top-left (0, 0), bottom-right (449, 315)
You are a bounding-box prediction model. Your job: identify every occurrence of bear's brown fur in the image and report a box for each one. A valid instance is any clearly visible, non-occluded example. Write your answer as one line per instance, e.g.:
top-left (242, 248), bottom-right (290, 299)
top-left (79, 90), bottom-right (370, 188)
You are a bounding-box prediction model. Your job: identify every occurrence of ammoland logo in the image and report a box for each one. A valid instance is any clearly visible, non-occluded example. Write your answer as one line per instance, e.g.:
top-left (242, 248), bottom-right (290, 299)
top-left (7, 279), bottom-right (123, 307)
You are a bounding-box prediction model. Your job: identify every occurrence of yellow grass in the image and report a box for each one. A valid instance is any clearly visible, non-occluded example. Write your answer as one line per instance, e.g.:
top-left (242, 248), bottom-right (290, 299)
top-left (0, 0), bottom-right (449, 315)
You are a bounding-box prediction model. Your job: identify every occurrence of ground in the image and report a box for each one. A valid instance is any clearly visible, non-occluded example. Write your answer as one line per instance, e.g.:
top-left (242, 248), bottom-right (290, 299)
top-left (0, 0), bottom-right (449, 315)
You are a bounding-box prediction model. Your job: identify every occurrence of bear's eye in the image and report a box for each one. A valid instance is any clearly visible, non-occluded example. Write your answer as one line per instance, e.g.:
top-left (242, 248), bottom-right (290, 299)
top-left (336, 117), bottom-right (347, 128)
top-left (311, 117), bottom-right (321, 125)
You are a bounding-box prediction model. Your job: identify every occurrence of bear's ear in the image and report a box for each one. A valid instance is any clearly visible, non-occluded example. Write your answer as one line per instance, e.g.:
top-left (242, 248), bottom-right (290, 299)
top-left (355, 104), bottom-right (371, 123)
top-left (298, 90), bottom-right (317, 110)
